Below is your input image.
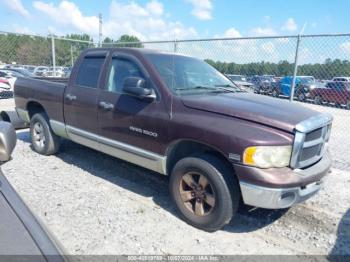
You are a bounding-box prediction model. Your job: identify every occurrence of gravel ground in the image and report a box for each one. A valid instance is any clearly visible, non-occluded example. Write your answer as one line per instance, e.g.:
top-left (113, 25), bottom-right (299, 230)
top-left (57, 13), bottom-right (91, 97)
top-left (1, 130), bottom-right (349, 255)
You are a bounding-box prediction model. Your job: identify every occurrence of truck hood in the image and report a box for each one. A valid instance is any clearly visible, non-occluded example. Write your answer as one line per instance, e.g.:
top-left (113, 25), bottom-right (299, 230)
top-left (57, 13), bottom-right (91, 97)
top-left (181, 92), bottom-right (319, 132)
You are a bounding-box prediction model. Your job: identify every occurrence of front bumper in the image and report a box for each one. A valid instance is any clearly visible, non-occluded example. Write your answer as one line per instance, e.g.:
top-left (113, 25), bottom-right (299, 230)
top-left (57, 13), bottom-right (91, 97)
top-left (236, 151), bottom-right (331, 209)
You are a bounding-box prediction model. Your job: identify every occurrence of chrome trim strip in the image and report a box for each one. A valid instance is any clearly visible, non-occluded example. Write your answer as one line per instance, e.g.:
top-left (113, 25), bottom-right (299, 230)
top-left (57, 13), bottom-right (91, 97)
top-left (290, 132), bottom-right (305, 168)
top-left (65, 125), bottom-right (167, 175)
top-left (298, 155), bottom-right (322, 168)
top-left (303, 137), bottom-right (324, 148)
top-left (49, 120), bottom-right (69, 139)
top-left (15, 108), bottom-right (30, 123)
top-left (295, 113), bottom-right (333, 133)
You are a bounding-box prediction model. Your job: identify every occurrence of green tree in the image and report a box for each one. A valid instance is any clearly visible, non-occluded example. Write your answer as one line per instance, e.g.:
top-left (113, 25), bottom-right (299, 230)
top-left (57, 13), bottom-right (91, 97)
top-left (116, 34), bottom-right (143, 48)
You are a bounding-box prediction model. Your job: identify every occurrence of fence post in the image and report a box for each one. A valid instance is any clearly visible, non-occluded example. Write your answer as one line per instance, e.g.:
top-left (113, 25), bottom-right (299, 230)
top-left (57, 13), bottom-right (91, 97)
top-left (290, 34), bottom-right (301, 102)
top-left (70, 45), bottom-right (74, 67)
top-left (51, 35), bottom-right (56, 77)
top-left (99, 13), bottom-right (103, 47)
top-left (173, 39), bottom-right (177, 53)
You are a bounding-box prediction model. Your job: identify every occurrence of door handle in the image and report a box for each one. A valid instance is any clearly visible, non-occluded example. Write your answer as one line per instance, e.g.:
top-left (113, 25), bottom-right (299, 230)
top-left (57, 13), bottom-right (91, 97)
top-left (99, 101), bottom-right (114, 111)
top-left (66, 93), bottom-right (77, 101)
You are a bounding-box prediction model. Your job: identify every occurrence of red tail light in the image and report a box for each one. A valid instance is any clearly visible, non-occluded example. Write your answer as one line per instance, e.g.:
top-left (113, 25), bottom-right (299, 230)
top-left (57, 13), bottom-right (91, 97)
top-left (0, 79), bottom-right (10, 85)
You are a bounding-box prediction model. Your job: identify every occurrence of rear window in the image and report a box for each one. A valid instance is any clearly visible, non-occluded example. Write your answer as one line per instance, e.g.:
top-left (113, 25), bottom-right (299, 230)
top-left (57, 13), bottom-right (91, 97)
top-left (75, 57), bottom-right (105, 88)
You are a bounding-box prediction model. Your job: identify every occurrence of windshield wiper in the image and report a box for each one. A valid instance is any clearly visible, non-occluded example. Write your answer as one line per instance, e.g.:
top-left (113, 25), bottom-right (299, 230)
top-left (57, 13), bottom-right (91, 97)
top-left (215, 84), bottom-right (246, 92)
top-left (175, 85), bottom-right (236, 93)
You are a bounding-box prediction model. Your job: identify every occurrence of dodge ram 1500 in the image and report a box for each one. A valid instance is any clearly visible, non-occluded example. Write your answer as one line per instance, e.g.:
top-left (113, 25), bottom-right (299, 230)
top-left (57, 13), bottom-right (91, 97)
top-left (14, 48), bottom-right (332, 231)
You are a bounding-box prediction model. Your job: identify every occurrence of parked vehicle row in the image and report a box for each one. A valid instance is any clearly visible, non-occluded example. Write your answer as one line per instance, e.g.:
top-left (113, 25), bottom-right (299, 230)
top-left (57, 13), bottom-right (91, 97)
top-left (225, 73), bottom-right (350, 109)
top-left (1, 64), bottom-right (71, 78)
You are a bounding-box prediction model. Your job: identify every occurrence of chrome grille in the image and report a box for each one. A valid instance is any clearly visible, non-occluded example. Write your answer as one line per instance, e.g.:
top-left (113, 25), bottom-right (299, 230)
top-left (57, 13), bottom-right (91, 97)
top-left (291, 114), bottom-right (333, 169)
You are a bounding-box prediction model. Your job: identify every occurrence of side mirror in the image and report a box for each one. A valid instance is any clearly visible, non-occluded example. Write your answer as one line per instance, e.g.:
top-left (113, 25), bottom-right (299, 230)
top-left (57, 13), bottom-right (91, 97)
top-left (123, 77), bottom-right (156, 101)
top-left (0, 121), bottom-right (16, 162)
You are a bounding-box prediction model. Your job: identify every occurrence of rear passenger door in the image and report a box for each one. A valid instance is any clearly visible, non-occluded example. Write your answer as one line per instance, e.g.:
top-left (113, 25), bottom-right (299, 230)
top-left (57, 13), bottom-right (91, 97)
top-left (64, 51), bottom-right (107, 136)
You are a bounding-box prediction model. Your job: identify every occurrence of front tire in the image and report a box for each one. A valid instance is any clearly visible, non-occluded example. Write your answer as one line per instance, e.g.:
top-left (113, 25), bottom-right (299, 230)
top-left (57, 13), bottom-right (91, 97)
top-left (346, 101), bottom-right (350, 110)
top-left (271, 89), bottom-right (279, 98)
top-left (30, 113), bottom-right (61, 155)
top-left (314, 95), bottom-right (323, 105)
top-left (169, 155), bottom-right (240, 232)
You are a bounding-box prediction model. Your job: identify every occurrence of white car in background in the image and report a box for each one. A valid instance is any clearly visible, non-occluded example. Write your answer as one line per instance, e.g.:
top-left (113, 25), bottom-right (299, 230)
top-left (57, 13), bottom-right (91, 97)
top-left (0, 78), bottom-right (11, 92)
top-left (43, 67), bottom-right (65, 78)
top-left (225, 74), bottom-right (255, 91)
top-left (0, 70), bottom-right (19, 91)
top-left (34, 66), bottom-right (49, 76)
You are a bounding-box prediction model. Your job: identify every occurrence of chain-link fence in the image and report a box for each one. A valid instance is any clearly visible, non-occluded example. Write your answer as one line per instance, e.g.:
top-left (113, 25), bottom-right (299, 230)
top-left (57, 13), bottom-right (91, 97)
top-left (0, 31), bottom-right (96, 98)
top-left (0, 31), bottom-right (349, 169)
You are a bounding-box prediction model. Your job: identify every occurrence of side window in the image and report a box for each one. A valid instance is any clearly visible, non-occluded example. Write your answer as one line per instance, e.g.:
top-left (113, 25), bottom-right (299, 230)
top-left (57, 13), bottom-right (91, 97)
top-left (335, 83), bottom-right (344, 90)
top-left (75, 57), bottom-right (105, 88)
top-left (107, 58), bottom-right (143, 93)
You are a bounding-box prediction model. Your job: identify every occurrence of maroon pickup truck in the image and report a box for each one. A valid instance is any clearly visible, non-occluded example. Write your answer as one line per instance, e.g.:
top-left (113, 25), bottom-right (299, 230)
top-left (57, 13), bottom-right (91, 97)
top-left (14, 48), bottom-right (332, 232)
top-left (310, 81), bottom-right (350, 109)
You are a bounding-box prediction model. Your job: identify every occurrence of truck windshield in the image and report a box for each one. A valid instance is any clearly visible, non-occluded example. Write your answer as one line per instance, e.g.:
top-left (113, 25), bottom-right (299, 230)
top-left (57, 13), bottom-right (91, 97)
top-left (146, 54), bottom-right (240, 95)
top-left (300, 77), bottom-right (315, 84)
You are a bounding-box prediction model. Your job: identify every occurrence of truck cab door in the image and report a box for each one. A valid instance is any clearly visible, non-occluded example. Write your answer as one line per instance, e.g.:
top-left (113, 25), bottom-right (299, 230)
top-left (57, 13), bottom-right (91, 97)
top-left (64, 51), bottom-right (107, 140)
top-left (97, 54), bottom-right (168, 172)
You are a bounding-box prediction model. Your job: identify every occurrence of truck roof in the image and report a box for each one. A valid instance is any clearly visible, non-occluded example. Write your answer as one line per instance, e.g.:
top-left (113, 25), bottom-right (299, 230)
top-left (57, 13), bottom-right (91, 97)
top-left (83, 47), bottom-right (190, 58)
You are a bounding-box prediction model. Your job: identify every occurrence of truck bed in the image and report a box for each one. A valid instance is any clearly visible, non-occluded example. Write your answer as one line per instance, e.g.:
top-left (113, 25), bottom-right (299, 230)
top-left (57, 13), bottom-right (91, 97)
top-left (14, 77), bottom-right (67, 123)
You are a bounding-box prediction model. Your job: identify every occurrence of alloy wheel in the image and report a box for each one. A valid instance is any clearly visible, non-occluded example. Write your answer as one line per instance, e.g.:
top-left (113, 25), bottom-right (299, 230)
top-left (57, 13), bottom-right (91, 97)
top-left (179, 172), bottom-right (216, 216)
top-left (33, 122), bottom-right (46, 149)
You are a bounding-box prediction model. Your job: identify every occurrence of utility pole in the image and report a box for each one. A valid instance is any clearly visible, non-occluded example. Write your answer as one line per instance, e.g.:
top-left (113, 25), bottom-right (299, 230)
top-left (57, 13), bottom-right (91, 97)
top-left (290, 22), bottom-right (307, 102)
top-left (99, 13), bottom-right (103, 47)
top-left (71, 45), bottom-right (74, 67)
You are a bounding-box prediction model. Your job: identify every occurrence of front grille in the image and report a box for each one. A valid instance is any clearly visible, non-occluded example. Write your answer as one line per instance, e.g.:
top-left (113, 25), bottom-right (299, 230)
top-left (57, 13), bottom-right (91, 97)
top-left (291, 114), bottom-right (333, 169)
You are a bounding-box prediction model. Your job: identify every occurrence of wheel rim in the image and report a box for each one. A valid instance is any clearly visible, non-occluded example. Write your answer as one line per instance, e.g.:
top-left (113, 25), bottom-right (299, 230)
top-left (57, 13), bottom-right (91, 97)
top-left (273, 90), bottom-right (277, 97)
top-left (179, 172), bottom-right (216, 216)
top-left (298, 93), bottom-right (305, 101)
top-left (33, 122), bottom-right (46, 149)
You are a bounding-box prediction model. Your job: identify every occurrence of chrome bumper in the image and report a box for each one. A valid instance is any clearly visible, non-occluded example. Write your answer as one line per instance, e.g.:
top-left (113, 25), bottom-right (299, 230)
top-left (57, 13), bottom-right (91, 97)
top-left (240, 180), bottom-right (322, 209)
top-left (239, 152), bottom-right (331, 209)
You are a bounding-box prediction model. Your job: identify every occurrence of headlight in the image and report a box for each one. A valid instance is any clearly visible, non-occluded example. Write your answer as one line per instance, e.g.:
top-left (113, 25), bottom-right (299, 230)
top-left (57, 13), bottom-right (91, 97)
top-left (243, 145), bottom-right (292, 168)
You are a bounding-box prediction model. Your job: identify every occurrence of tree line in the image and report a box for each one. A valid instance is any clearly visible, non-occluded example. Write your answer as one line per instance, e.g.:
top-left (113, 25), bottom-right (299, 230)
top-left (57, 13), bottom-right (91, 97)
top-left (205, 58), bottom-right (350, 80)
top-left (0, 33), bottom-right (142, 67)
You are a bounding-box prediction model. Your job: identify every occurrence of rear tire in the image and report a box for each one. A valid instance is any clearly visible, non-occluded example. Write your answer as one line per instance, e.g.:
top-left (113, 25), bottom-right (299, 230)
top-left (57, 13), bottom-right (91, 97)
top-left (297, 92), bottom-right (306, 101)
top-left (314, 95), bottom-right (323, 105)
top-left (30, 113), bottom-right (61, 155)
top-left (169, 154), bottom-right (240, 232)
top-left (271, 89), bottom-right (279, 98)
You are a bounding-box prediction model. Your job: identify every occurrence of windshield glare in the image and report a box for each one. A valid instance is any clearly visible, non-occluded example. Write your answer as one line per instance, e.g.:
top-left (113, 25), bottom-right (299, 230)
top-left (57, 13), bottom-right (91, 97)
top-left (146, 54), bottom-right (238, 94)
